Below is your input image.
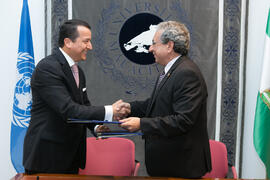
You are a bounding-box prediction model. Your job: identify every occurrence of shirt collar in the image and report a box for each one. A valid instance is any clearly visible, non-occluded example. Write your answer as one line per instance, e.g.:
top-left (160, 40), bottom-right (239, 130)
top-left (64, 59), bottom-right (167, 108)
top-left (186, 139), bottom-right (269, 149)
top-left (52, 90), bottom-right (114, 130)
top-left (164, 55), bottom-right (181, 74)
top-left (59, 47), bottom-right (76, 67)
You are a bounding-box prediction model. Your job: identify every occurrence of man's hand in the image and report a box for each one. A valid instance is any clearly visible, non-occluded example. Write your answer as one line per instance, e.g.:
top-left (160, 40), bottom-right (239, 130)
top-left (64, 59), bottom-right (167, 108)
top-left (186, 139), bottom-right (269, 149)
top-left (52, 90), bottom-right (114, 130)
top-left (95, 125), bottom-right (110, 133)
top-left (119, 117), bottom-right (140, 132)
top-left (112, 99), bottom-right (130, 120)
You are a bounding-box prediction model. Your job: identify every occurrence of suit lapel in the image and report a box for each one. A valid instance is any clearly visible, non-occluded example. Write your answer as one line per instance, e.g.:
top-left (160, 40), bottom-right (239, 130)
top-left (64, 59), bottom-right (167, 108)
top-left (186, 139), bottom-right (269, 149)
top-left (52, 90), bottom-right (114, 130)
top-left (146, 57), bottom-right (183, 115)
top-left (55, 49), bottom-right (81, 101)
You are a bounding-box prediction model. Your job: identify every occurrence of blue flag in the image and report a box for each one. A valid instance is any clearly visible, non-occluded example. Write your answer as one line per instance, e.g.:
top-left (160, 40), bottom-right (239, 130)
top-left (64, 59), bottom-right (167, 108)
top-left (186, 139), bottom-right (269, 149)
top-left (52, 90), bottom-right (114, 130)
top-left (11, 0), bottom-right (35, 173)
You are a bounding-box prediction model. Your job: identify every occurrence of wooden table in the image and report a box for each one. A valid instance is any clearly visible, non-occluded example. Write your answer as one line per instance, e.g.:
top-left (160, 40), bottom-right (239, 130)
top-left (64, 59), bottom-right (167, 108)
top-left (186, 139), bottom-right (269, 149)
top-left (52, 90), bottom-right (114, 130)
top-left (11, 173), bottom-right (242, 180)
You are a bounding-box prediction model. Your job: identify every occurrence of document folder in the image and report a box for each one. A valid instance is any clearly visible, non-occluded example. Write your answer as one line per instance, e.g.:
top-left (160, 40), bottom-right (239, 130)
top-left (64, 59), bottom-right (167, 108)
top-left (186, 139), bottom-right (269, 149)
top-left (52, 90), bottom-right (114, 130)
top-left (97, 131), bottom-right (143, 138)
top-left (67, 118), bottom-right (121, 124)
top-left (67, 118), bottom-right (143, 138)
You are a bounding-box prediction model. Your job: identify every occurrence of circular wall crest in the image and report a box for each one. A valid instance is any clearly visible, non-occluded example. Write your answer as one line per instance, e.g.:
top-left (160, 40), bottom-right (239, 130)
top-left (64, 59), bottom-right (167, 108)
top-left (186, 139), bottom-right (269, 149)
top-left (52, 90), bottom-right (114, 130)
top-left (92, 1), bottom-right (194, 95)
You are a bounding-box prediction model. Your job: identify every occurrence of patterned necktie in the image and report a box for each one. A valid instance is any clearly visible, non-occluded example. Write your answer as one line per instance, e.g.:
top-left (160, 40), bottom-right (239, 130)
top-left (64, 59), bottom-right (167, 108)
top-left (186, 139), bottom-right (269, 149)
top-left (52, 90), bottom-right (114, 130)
top-left (157, 70), bottom-right (165, 87)
top-left (71, 64), bottom-right (79, 87)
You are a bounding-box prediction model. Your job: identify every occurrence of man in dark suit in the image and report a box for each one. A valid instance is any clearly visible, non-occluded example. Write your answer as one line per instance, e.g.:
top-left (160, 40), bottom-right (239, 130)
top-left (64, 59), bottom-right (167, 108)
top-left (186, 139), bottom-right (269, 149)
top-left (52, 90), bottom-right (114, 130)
top-left (119, 21), bottom-right (212, 178)
top-left (23, 19), bottom-right (129, 174)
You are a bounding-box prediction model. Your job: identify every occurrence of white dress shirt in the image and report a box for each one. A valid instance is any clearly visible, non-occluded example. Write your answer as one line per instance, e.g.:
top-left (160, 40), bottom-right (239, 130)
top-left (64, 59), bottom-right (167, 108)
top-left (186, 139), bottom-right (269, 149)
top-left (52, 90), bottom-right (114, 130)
top-left (164, 55), bottom-right (181, 75)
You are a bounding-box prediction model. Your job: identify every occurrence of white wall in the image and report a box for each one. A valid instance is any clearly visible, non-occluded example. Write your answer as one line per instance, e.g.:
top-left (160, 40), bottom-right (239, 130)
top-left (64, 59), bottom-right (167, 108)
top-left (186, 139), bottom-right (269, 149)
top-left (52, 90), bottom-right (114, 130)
top-left (241, 0), bottom-right (270, 179)
top-left (0, 0), bottom-right (44, 179)
top-left (0, 0), bottom-right (269, 179)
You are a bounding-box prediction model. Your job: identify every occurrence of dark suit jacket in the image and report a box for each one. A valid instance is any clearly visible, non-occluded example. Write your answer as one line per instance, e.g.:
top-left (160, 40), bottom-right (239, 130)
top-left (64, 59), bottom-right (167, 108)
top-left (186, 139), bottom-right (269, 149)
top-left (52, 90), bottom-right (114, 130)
top-left (130, 56), bottom-right (212, 178)
top-left (23, 49), bottom-right (105, 173)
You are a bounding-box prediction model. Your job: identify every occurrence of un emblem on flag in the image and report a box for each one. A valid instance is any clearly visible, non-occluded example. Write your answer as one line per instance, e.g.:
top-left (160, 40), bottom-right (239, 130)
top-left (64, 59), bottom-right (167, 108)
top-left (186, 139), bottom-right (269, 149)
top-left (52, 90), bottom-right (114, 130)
top-left (12, 52), bottom-right (35, 128)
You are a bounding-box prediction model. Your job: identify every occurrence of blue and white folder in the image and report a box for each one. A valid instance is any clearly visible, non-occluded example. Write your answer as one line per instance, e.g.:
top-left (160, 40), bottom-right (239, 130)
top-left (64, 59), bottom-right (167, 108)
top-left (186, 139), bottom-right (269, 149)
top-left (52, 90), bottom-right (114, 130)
top-left (67, 118), bottom-right (143, 138)
top-left (67, 118), bottom-right (121, 124)
top-left (97, 131), bottom-right (143, 138)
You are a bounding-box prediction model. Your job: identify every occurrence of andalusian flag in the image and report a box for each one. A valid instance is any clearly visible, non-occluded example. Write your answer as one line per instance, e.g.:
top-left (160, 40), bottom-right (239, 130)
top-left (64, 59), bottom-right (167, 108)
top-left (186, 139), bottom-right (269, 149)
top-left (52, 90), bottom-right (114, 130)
top-left (254, 8), bottom-right (270, 178)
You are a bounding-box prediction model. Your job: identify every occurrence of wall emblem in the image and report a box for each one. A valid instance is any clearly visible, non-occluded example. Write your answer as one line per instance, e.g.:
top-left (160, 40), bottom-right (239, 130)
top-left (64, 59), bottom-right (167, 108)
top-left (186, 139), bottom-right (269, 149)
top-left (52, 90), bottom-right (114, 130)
top-left (93, 1), bottom-right (193, 96)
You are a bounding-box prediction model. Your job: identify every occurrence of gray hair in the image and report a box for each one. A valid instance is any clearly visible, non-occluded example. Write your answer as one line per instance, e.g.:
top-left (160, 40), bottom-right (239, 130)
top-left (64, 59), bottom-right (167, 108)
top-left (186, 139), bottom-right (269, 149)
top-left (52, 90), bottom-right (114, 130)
top-left (157, 21), bottom-right (190, 55)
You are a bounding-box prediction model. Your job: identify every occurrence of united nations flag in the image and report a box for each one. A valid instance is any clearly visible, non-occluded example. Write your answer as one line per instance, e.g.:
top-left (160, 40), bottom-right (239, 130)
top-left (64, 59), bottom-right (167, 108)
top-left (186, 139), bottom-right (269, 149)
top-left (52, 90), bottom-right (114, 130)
top-left (11, 0), bottom-right (35, 173)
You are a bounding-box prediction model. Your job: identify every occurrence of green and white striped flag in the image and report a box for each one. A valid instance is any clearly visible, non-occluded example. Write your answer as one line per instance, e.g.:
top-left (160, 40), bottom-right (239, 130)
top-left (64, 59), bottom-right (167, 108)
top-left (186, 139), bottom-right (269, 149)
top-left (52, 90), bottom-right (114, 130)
top-left (254, 8), bottom-right (270, 179)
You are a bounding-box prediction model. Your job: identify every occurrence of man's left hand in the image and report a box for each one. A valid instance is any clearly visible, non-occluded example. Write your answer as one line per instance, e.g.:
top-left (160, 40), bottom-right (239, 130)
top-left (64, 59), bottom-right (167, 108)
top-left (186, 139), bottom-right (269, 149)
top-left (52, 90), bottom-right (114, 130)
top-left (96, 125), bottom-right (110, 133)
top-left (119, 117), bottom-right (140, 132)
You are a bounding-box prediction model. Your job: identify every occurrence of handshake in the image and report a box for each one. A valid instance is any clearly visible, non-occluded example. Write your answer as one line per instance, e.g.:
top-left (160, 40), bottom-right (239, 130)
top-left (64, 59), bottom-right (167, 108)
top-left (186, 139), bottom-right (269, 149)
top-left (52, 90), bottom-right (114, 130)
top-left (112, 99), bottom-right (131, 120)
top-left (97, 99), bottom-right (141, 133)
top-left (111, 100), bottom-right (140, 132)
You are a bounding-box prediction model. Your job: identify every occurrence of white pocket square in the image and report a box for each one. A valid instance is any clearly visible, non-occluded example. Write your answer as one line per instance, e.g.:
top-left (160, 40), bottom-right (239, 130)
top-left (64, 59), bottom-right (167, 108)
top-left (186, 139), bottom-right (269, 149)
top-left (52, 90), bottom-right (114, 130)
top-left (82, 87), bottom-right (87, 92)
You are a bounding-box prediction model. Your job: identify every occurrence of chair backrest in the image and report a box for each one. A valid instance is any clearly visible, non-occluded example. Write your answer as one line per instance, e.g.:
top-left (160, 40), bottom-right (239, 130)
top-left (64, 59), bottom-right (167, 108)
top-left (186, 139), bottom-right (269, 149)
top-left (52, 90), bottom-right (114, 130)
top-left (203, 140), bottom-right (228, 178)
top-left (79, 137), bottom-right (137, 176)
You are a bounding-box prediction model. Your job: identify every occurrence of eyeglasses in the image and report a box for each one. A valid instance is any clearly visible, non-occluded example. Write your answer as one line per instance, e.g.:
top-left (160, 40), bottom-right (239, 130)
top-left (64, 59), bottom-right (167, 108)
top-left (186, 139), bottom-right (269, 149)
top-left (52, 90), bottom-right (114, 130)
top-left (152, 40), bottom-right (163, 46)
